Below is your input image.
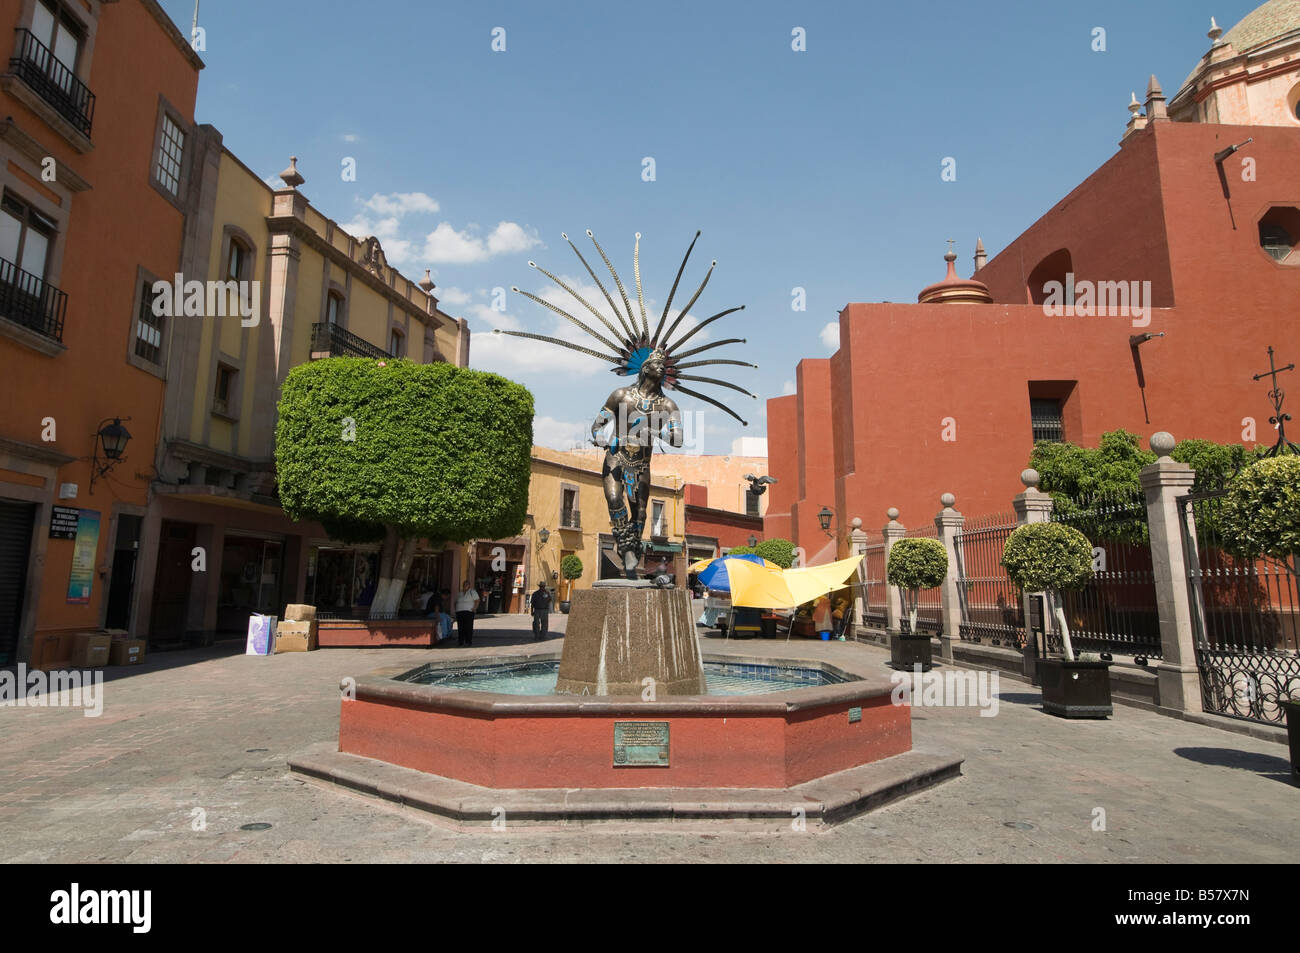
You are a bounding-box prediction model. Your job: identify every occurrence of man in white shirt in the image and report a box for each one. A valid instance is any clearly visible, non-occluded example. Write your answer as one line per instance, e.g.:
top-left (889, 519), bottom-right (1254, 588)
top-left (454, 581), bottom-right (480, 646)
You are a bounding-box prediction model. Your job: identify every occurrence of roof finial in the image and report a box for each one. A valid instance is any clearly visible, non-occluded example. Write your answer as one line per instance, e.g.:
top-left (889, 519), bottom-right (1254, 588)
top-left (418, 269), bottom-right (435, 293)
top-left (279, 155), bottom-right (305, 189)
top-left (973, 236), bottom-right (987, 272)
top-left (1208, 16), bottom-right (1223, 43)
top-left (945, 238), bottom-right (956, 262)
top-left (1128, 91), bottom-right (1142, 118)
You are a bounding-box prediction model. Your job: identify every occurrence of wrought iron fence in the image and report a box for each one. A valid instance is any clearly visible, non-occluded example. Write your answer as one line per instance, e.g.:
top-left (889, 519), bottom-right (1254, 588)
top-left (954, 512), bottom-right (1025, 648)
top-left (1180, 489), bottom-right (1300, 724)
top-left (10, 28), bottom-right (95, 137)
top-left (0, 255), bottom-right (66, 342)
top-left (311, 322), bottom-right (392, 359)
top-left (857, 539), bottom-right (888, 629)
top-left (1048, 489), bottom-right (1162, 659)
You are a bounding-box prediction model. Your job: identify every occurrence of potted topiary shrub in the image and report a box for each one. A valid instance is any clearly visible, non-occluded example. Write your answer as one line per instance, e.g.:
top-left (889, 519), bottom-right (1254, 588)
top-left (1217, 454), bottom-right (1300, 770)
top-left (885, 537), bottom-right (948, 672)
top-left (1002, 521), bottom-right (1106, 717)
top-left (559, 554), bottom-right (583, 614)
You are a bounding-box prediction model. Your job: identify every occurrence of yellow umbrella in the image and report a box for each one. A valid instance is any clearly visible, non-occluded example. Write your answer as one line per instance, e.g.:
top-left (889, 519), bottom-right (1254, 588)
top-left (726, 555), bottom-right (864, 609)
top-left (688, 554), bottom-right (779, 575)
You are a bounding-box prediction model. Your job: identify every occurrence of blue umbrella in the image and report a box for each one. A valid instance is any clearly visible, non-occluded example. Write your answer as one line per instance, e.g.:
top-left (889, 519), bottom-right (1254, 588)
top-left (694, 554), bottom-right (774, 592)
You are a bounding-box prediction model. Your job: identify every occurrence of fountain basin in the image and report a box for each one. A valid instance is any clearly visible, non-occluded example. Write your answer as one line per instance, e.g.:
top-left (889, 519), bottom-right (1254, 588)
top-left (335, 651), bottom-right (910, 789)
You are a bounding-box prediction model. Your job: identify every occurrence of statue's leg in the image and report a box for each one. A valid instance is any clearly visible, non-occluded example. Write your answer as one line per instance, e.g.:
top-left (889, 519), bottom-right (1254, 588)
top-left (604, 458), bottom-right (639, 578)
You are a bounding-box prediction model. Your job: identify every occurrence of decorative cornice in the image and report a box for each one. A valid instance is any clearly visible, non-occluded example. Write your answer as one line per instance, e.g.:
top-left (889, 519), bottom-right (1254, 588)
top-left (163, 438), bottom-right (271, 473)
top-left (0, 435), bottom-right (76, 467)
top-left (140, 0), bottom-right (206, 71)
top-left (0, 119), bottom-right (92, 191)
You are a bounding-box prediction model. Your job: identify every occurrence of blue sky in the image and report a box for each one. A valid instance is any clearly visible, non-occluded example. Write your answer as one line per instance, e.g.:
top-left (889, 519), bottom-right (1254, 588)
top-left (160, 0), bottom-right (1261, 454)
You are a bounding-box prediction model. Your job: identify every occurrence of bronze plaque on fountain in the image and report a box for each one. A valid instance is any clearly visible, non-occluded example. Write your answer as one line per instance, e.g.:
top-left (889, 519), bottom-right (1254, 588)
top-left (613, 721), bottom-right (670, 767)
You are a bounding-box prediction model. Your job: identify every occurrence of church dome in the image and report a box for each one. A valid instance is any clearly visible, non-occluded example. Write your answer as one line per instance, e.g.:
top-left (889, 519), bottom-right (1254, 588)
top-left (1174, 0), bottom-right (1300, 104)
top-left (917, 245), bottom-right (992, 304)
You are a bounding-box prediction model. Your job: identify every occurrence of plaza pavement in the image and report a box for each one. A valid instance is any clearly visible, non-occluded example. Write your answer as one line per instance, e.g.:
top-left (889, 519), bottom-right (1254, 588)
top-left (1, 608), bottom-right (1296, 863)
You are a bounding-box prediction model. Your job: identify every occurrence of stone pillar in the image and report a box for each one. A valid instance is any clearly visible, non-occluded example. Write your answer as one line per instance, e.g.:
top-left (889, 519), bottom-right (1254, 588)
top-left (935, 493), bottom-right (964, 660)
top-left (1013, 468), bottom-right (1054, 680)
top-left (848, 516), bottom-right (868, 640)
top-left (1139, 432), bottom-right (1202, 714)
top-left (882, 508), bottom-right (904, 635)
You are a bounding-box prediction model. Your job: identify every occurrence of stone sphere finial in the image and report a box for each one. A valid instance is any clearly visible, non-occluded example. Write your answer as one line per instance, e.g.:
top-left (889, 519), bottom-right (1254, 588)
top-left (940, 492), bottom-right (956, 508)
top-left (850, 516), bottom-right (862, 529)
top-left (1150, 432), bottom-right (1176, 458)
top-left (1020, 468), bottom-right (1040, 489)
top-left (886, 507), bottom-right (900, 521)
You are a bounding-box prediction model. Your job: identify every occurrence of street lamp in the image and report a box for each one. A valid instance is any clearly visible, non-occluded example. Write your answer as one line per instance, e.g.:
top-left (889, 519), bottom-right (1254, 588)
top-left (817, 505), bottom-right (834, 536)
top-left (89, 417), bottom-right (132, 494)
top-left (537, 528), bottom-right (550, 547)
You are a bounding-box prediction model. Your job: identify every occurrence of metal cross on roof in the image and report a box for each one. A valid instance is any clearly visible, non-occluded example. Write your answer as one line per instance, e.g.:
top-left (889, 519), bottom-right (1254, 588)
top-left (1251, 345), bottom-right (1297, 457)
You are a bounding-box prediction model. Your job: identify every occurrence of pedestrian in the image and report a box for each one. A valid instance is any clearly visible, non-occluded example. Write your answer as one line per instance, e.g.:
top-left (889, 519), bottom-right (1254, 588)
top-left (530, 581), bottom-right (553, 641)
top-left (454, 581), bottom-right (480, 646)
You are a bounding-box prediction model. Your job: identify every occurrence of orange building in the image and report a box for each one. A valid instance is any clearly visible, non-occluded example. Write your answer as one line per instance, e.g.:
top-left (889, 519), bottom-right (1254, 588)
top-left (0, 0), bottom-right (202, 665)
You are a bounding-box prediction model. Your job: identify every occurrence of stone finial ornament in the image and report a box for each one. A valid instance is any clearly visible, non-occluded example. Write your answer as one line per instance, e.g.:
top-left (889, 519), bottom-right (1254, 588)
top-left (940, 492), bottom-right (956, 508)
top-left (887, 507), bottom-right (900, 520)
top-left (418, 269), bottom-right (435, 292)
top-left (279, 156), bottom-right (305, 188)
top-left (1208, 16), bottom-right (1223, 42)
top-left (1150, 432), bottom-right (1176, 458)
top-left (1128, 92), bottom-right (1142, 119)
top-left (1021, 468), bottom-right (1040, 488)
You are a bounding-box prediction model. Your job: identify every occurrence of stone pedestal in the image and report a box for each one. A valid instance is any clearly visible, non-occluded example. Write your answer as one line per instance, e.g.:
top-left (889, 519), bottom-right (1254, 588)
top-left (555, 582), bottom-right (705, 696)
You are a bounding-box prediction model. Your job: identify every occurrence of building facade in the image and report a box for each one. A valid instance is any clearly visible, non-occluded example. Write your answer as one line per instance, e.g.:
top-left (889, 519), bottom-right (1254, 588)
top-left (0, 0), bottom-right (202, 665)
top-left (766, 1), bottom-right (1300, 560)
top-left (130, 142), bottom-right (470, 646)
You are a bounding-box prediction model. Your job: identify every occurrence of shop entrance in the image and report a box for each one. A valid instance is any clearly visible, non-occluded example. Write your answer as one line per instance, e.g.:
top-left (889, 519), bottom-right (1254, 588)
top-left (217, 535), bottom-right (284, 638)
top-left (150, 520), bottom-right (197, 646)
top-left (0, 499), bottom-right (36, 665)
top-left (104, 514), bottom-right (142, 630)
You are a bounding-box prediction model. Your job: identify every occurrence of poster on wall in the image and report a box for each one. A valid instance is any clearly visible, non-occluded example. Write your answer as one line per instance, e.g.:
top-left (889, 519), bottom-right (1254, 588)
top-left (66, 509), bottom-right (101, 604)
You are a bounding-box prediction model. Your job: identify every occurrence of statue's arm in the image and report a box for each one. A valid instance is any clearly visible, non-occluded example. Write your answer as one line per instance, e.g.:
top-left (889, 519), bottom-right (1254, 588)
top-left (590, 390), bottom-right (623, 448)
top-left (658, 398), bottom-right (684, 449)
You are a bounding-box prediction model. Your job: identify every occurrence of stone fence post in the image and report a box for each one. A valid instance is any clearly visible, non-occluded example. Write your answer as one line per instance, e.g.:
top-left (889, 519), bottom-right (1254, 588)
top-left (935, 493), bottom-right (964, 660)
top-left (882, 508), bottom-right (904, 635)
top-left (1140, 432), bottom-right (1202, 714)
top-left (849, 516), bottom-right (868, 640)
top-left (1012, 468), bottom-right (1054, 680)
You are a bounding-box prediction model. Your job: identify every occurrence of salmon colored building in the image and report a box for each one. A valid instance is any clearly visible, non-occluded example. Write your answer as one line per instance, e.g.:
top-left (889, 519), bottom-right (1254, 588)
top-left (766, 2), bottom-right (1300, 560)
top-left (0, 0), bottom-right (202, 665)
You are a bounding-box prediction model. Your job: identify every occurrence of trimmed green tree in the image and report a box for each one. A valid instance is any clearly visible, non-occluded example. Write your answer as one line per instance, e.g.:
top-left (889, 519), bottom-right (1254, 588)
top-left (886, 538), bottom-right (948, 635)
top-left (560, 554), bottom-right (583, 600)
top-left (1001, 522), bottom-right (1094, 661)
top-left (753, 537), bottom-right (796, 568)
top-left (726, 545), bottom-right (755, 557)
top-left (1219, 455), bottom-right (1300, 580)
top-left (276, 357), bottom-right (534, 618)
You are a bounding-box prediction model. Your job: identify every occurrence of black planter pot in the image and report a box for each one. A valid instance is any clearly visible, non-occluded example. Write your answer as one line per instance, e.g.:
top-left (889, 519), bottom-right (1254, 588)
top-left (1283, 699), bottom-right (1299, 778)
top-left (890, 632), bottom-right (932, 672)
top-left (1039, 658), bottom-right (1112, 718)
top-left (559, 601), bottom-right (571, 614)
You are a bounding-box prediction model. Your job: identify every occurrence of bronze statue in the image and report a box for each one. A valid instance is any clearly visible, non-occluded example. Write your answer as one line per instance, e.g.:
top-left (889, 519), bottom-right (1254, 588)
top-left (496, 230), bottom-right (755, 578)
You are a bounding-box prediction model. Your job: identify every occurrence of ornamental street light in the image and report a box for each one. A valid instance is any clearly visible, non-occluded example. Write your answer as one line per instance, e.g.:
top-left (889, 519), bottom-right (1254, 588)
top-left (89, 417), bottom-right (132, 494)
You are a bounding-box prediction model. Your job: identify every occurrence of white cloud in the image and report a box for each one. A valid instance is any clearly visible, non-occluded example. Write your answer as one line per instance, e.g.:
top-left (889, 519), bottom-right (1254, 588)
top-left (436, 286), bottom-right (473, 307)
top-left (424, 221), bottom-right (541, 264)
top-left (469, 329), bottom-right (605, 377)
top-left (532, 415), bottom-right (591, 451)
top-left (342, 133), bottom-right (360, 143)
top-left (782, 379), bottom-right (796, 395)
top-left (820, 321), bottom-right (839, 351)
top-left (467, 302), bottom-right (521, 331)
top-left (362, 191), bottom-right (440, 217)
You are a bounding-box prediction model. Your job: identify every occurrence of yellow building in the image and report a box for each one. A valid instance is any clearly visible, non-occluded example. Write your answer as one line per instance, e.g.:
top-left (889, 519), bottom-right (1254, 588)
top-left (472, 446), bottom-right (686, 613)
top-left (134, 137), bottom-right (469, 645)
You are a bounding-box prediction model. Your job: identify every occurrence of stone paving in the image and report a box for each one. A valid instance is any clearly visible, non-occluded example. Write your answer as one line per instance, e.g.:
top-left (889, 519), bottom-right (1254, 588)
top-left (1, 609), bottom-right (1296, 863)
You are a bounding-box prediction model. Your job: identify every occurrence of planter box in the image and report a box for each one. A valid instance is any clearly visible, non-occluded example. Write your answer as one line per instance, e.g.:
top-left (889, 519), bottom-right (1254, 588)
top-left (317, 618), bottom-right (437, 648)
top-left (1039, 658), bottom-right (1112, 718)
top-left (890, 632), bottom-right (932, 672)
top-left (1283, 699), bottom-right (1299, 779)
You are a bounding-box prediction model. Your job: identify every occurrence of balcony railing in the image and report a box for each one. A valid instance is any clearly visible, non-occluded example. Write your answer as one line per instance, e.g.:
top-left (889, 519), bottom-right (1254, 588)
top-left (311, 322), bottom-right (392, 359)
top-left (0, 255), bottom-right (66, 342)
top-left (9, 29), bottom-right (95, 138)
top-left (561, 510), bottom-right (581, 530)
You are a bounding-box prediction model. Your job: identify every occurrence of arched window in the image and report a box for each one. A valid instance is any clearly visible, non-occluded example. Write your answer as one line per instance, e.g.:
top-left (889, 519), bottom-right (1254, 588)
top-left (326, 291), bottom-right (343, 325)
top-left (388, 327), bottom-right (404, 357)
top-left (1027, 249), bottom-right (1074, 305)
top-left (226, 236), bottom-right (250, 281)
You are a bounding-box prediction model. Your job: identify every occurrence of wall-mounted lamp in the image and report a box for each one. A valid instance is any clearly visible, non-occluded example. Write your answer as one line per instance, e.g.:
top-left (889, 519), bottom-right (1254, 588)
top-left (537, 528), bottom-right (550, 547)
top-left (89, 417), bottom-right (132, 494)
top-left (747, 534), bottom-right (758, 548)
top-left (817, 505), bottom-right (834, 535)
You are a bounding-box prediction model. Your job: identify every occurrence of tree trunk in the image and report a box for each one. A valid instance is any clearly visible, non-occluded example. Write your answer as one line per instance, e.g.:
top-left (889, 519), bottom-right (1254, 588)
top-left (1053, 594), bottom-right (1075, 661)
top-left (370, 528), bottom-right (417, 619)
top-left (908, 588), bottom-right (918, 634)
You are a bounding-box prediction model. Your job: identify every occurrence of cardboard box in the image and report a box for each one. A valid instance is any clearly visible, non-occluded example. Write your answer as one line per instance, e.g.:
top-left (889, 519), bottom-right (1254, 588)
top-left (108, 639), bottom-right (146, 666)
top-left (283, 604), bottom-right (317, 622)
top-left (31, 632), bottom-right (75, 671)
top-left (275, 619), bottom-right (318, 653)
top-left (72, 633), bottom-right (111, 668)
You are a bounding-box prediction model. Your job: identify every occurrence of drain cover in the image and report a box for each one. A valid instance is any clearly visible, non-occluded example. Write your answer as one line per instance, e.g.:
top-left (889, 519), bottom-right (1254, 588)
top-left (245, 748), bottom-right (269, 753)
top-left (1003, 821), bottom-right (1034, 831)
top-left (239, 822), bottom-right (272, 831)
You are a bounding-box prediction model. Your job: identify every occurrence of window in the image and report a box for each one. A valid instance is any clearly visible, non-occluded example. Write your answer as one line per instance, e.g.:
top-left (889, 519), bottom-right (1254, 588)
top-left (746, 487), bottom-right (761, 517)
top-left (213, 364), bottom-right (236, 417)
top-left (0, 192), bottom-right (55, 280)
top-left (134, 280), bottom-right (164, 364)
top-left (1257, 207), bottom-right (1300, 265)
top-left (326, 292), bottom-right (342, 325)
top-left (561, 488), bottom-right (578, 527)
top-left (155, 113), bottom-right (185, 197)
top-left (226, 238), bottom-right (247, 281)
top-left (30, 1), bottom-right (82, 77)
top-left (388, 327), bottom-right (404, 357)
top-left (651, 500), bottom-right (666, 537)
top-left (1030, 397), bottom-right (1065, 443)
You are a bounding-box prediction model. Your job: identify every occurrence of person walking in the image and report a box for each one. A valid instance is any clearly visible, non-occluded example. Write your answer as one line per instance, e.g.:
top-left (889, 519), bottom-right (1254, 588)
top-left (530, 581), bottom-right (553, 641)
top-left (454, 581), bottom-right (480, 646)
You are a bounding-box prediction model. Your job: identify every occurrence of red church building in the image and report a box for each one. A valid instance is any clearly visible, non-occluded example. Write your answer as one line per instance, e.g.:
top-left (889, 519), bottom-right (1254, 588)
top-left (765, 1), bottom-right (1300, 559)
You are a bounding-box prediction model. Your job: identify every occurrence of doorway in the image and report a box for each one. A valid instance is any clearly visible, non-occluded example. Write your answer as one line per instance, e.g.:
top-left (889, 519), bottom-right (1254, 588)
top-left (0, 499), bottom-right (36, 664)
top-left (104, 514), bottom-right (142, 630)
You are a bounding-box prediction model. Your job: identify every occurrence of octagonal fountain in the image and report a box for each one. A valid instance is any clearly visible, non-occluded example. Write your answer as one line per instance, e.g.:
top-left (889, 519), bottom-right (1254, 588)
top-left (290, 583), bottom-right (961, 828)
